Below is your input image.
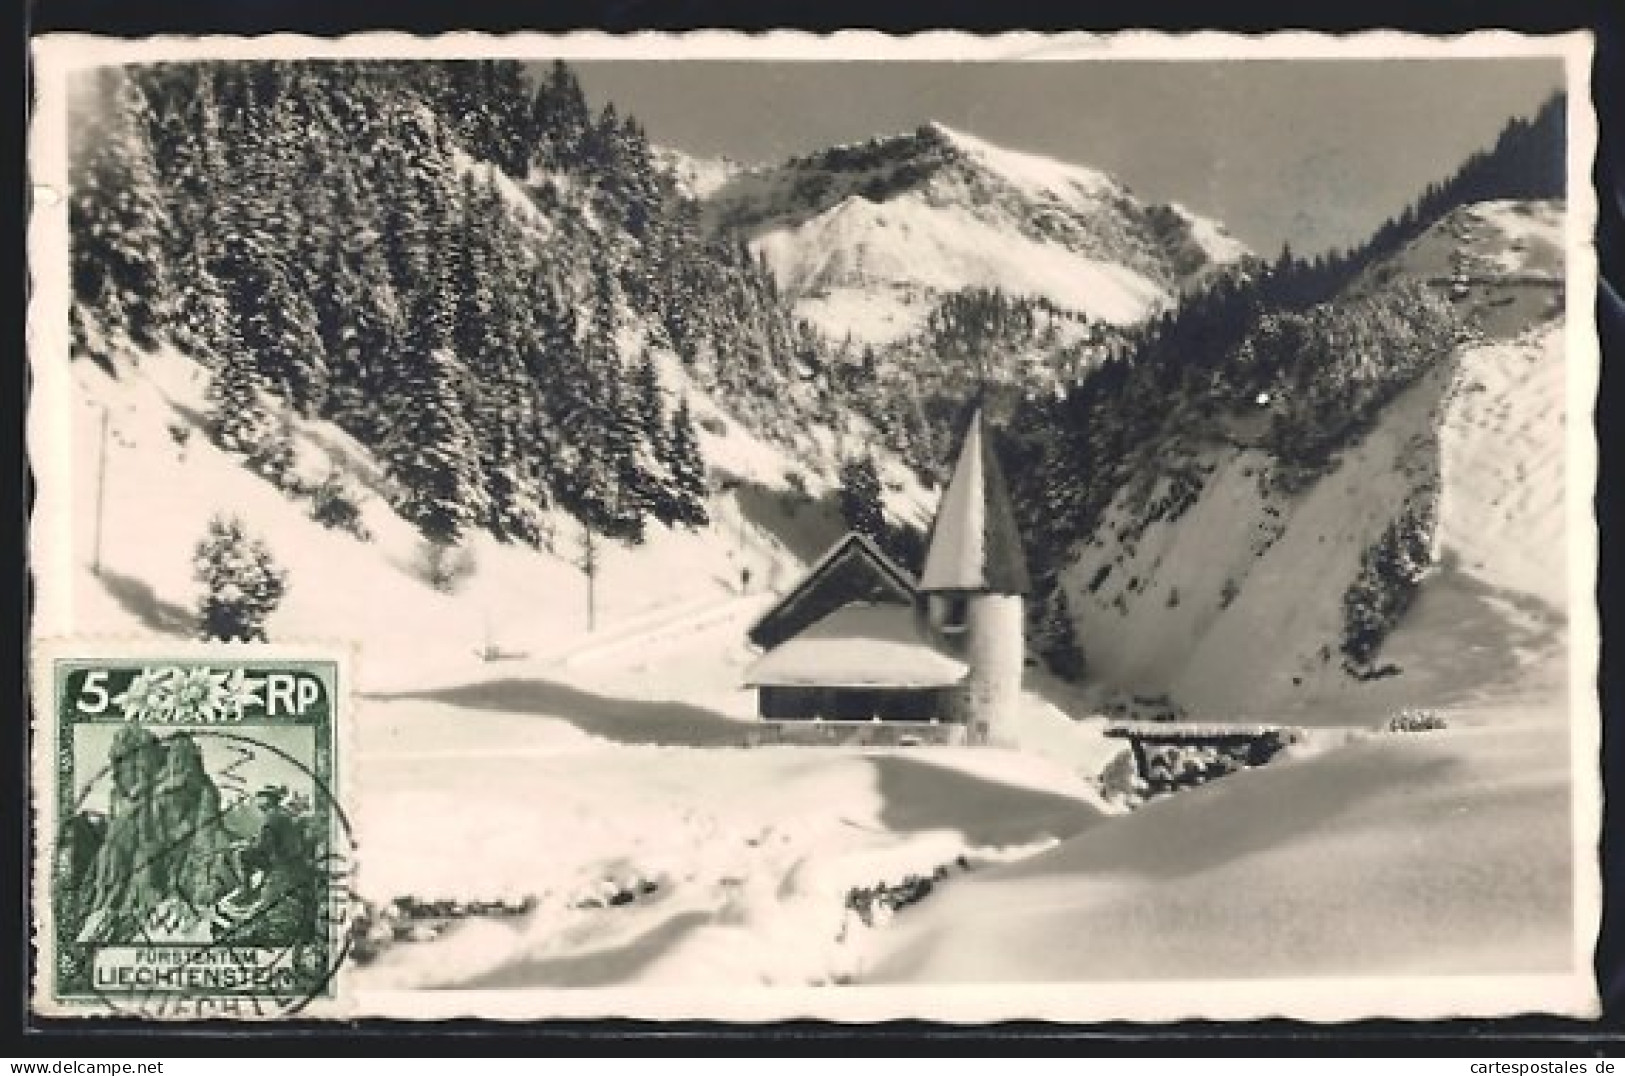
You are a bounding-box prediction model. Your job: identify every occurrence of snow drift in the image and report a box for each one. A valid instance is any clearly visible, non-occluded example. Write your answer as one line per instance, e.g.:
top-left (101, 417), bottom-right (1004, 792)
top-left (870, 719), bottom-right (1577, 983)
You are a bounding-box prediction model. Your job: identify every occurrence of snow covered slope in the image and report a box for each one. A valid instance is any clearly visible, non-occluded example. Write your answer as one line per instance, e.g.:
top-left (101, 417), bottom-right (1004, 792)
top-left (44, 347), bottom-right (849, 693)
top-left (37, 346), bottom-right (1132, 995)
top-left (697, 122), bottom-right (1248, 343)
top-left (1057, 200), bottom-right (1569, 722)
top-left (870, 718), bottom-right (1576, 983)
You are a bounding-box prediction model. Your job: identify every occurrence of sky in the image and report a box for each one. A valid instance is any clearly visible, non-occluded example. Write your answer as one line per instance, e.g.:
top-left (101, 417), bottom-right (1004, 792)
top-left (567, 59), bottom-right (1565, 257)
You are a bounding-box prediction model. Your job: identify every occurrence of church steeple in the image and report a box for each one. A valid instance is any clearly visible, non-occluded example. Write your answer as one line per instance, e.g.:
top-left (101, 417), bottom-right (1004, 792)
top-left (919, 408), bottom-right (1031, 595)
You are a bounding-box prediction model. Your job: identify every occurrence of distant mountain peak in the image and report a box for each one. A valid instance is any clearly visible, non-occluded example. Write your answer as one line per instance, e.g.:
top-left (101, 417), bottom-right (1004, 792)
top-left (912, 121), bottom-right (1126, 200)
top-left (685, 124), bottom-right (1249, 344)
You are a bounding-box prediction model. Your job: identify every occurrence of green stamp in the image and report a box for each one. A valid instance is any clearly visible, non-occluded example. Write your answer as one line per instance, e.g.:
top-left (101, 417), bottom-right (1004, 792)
top-left (35, 643), bottom-right (353, 1019)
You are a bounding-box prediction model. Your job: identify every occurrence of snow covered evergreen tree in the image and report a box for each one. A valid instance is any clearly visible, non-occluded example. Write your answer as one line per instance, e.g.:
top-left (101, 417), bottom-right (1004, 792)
top-left (175, 253), bottom-right (235, 365)
top-left (665, 398), bottom-right (709, 529)
top-left (384, 347), bottom-right (487, 550)
top-left (70, 67), bottom-right (171, 356)
top-left (204, 346), bottom-right (295, 489)
top-left (193, 515), bottom-right (289, 642)
top-left (838, 456), bottom-right (886, 543)
top-left (215, 234), bottom-right (329, 418)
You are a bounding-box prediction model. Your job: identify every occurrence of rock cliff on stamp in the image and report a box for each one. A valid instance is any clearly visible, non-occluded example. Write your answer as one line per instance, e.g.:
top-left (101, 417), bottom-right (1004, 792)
top-left (66, 726), bottom-right (239, 945)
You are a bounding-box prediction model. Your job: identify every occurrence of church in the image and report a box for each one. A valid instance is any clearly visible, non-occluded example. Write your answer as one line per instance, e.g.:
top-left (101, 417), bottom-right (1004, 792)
top-left (742, 409), bottom-right (1032, 746)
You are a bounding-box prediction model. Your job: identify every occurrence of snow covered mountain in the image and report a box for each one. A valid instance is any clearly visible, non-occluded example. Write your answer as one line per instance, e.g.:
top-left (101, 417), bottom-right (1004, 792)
top-left (694, 122), bottom-right (1250, 343)
top-left (653, 145), bottom-right (746, 200)
top-left (1049, 198), bottom-right (1569, 723)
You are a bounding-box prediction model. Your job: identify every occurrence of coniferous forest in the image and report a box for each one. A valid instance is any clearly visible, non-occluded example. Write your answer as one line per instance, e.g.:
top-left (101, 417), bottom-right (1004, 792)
top-left (67, 57), bottom-right (1564, 640)
top-left (70, 59), bottom-right (843, 555)
top-left (994, 94), bottom-right (1565, 629)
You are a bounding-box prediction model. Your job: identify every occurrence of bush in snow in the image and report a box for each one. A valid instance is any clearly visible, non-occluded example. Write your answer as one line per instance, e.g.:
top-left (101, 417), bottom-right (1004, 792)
top-left (1384, 708), bottom-right (1448, 733)
top-left (845, 868), bottom-right (948, 927)
top-left (1341, 490), bottom-right (1438, 671)
top-left (193, 514), bottom-right (288, 642)
top-left (416, 539), bottom-right (477, 594)
top-left (1097, 748), bottom-right (1145, 805)
top-left (307, 469), bottom-right (371, 541)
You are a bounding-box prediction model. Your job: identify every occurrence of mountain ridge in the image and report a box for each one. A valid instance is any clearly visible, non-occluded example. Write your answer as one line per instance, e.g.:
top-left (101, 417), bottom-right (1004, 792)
top-left (1019, 196), bottom-right (1566, 722)
top-left (689, 121), bottom-right (1249, 343)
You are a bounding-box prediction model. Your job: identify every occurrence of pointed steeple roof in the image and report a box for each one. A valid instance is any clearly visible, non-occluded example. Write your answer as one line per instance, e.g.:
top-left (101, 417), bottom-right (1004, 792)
top-left (918, 407), bottom-right (1031, 595)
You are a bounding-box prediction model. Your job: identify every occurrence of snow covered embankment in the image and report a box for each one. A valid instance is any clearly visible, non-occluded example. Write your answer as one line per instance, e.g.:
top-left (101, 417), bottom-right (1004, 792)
top-left (870, 720), bottom-right (1575, 983)
top-left (349, 741), bottom-right (1109, 990)
top-left (1060, 318), bottom-right (1566, 723)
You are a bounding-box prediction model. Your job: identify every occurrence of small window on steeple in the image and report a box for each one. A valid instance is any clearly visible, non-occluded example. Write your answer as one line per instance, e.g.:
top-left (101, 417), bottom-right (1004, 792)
top-left (941, 595), bottom-right (969, 634)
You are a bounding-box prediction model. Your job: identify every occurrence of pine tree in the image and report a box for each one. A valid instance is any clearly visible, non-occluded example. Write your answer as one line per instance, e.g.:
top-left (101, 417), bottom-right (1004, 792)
top-left (1036, 587), bottom-right (1086, 681)
top-left (838, 456), bottom-right (886, 543)
top-left (531, 60), bottom-right (593, 172)
top-left (193, 515), bottom-right (289, 642)
top-left (171, 245), bottom-right (236, 366)
top-left (384, 347), bottom-right (487, 549)
top-left (323, 238), bottom-right (406, 443)
top-left (547, 261), bottom-right (646, 544)
top-left (206, 349), bottom-right (279, 458)
top-left (70, 67), bottom-right (171, 354)
top-left (667, 397), bottom-right (710, 529)
top-left (216, 234), bottom-right (329, 417)
top-left (141, 66), bottom-right (233, 361)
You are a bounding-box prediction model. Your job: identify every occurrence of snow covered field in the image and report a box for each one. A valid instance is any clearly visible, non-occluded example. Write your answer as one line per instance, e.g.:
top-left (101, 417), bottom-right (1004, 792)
top-left (31, 303), bottom-right (1592, 1009)
top-left (872, 717), bottom-right (1576, 983)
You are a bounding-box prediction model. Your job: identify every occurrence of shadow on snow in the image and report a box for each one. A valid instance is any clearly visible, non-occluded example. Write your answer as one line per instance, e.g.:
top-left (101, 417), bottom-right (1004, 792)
top-left (868, 754), bottom-right (1107, 847)
top-left (440, 910), bottom-right (714, 990)
top-left (93, 567), bottom-right (197, 637)
top-left (366, 677), bottom-right (752, 748)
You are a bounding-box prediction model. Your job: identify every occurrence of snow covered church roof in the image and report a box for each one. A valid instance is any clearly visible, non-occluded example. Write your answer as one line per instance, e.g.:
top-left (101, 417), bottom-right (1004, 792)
top-left (918, 408), bottom-right (1032, 595)
top-left (742, 603), bottom-right (968, 689)
top-left (746, 531), bottom-right (917, 651)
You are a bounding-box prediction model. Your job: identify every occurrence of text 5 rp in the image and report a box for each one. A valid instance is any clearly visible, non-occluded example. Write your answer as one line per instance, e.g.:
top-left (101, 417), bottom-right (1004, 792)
top-left (67, 664), bottom-right (331, 723)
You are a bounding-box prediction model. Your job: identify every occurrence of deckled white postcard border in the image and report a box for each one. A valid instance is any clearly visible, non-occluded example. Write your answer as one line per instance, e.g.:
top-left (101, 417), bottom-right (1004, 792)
top-left (27, 29), bottom-right (1601, 1024)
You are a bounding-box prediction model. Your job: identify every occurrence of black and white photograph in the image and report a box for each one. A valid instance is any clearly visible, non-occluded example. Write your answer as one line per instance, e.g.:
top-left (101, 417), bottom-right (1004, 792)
top-left (26, 31), bottom-right (1602, 1022)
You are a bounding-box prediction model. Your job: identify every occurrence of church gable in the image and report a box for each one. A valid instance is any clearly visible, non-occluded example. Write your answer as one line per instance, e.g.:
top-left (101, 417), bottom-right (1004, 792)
top-left (747, 533), bottom-right (917, 651)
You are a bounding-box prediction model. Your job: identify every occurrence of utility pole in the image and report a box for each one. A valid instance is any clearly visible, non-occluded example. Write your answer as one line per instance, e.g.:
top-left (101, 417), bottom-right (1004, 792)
top-left (92, 406), bottom-right (109, 576)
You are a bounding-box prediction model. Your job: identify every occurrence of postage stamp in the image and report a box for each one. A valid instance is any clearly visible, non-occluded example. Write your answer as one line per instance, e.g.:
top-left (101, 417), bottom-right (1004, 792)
top-left (32, 641), bottom-right (354, 1019)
